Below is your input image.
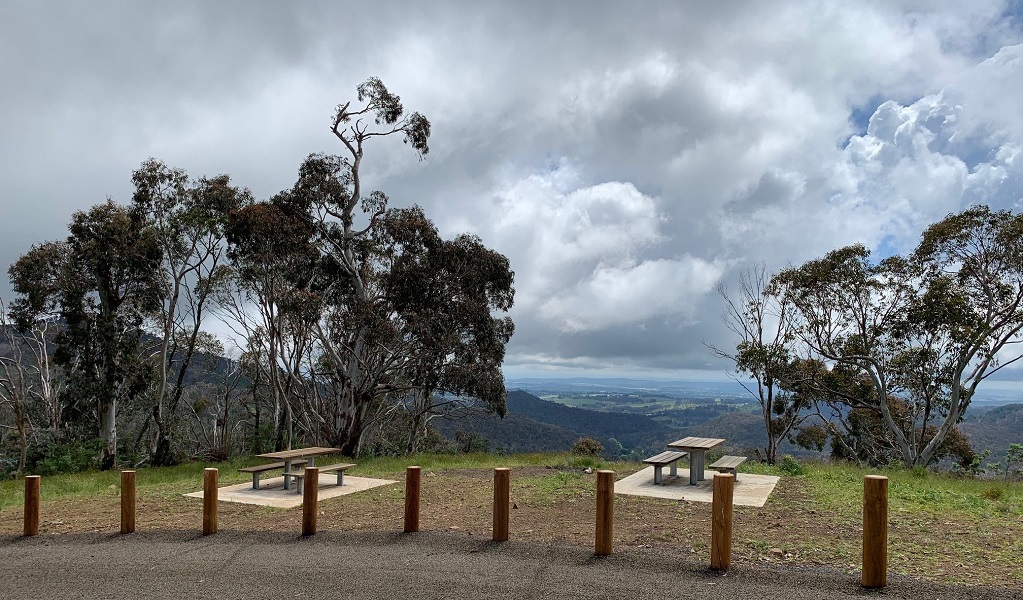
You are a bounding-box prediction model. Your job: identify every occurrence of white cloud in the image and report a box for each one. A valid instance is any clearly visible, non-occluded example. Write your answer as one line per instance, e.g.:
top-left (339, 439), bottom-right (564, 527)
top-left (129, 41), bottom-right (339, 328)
top-left (539, 257), bottom-right (726, 332)
top-left (3, 2), bottom-right (1023, 376)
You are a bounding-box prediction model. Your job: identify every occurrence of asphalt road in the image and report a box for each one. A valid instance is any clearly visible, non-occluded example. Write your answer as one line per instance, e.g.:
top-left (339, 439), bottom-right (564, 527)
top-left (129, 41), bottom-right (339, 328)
top-left (0, 530), bottom-right (1016, 600)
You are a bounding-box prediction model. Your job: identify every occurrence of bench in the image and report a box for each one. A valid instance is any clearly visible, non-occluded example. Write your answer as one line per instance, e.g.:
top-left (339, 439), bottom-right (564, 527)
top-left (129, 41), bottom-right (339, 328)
top-left (285, 463), bottom-right (357, 494)
top-left (643, 450), bottom-right (688, 485)
top-left (239, 460), bottom-right (307, 489)
top-left (708, 455), bottom-right (747, 480)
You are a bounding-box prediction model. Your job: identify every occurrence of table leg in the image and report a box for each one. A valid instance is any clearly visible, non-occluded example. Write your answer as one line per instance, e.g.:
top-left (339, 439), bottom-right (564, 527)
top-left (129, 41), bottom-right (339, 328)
top-left (283, 459), bottom-right (293, 490)
top-left (308, 456), bottom-right (317, 468)
top-left (689, 451), bottom-right (702, 485)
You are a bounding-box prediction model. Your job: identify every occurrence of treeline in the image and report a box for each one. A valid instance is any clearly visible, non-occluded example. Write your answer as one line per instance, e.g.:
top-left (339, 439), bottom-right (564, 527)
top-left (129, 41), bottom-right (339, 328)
top-left (0, 78), bottom-right (515, 475)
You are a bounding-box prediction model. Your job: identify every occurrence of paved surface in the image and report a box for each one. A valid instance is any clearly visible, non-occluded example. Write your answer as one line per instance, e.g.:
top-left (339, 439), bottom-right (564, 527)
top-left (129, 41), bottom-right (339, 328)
top-left (184, 475), bottom-right (397, 508)
top-left (0, 530), bottom-right (1016, 599)
top-left (616, 468), bottom-right (779, 507)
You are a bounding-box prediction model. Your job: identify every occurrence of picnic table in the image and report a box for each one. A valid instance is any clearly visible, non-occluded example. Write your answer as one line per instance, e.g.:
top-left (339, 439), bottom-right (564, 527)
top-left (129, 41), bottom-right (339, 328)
top-left (256, 446), bottom-right (342, 490)
top-left (667, 436), bottom-right (725, 485)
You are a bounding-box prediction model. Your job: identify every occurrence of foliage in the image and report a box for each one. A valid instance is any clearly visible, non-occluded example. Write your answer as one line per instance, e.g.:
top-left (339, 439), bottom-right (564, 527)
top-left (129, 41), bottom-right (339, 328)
top-left (986, 443), bottom-right (1023, 481)
top-left (571, 436), bottom-right (604, 457)
top-left (770, 206), bottom-right (1023, 468)
top-left (221, 78), bottom-right (515, 456)
top-left (778, 454), bottom-right (806, 476)
top-left (710, 264), bottom-right (813, 464)
top-left (8, 201), bottom-right (163, 469)
top-left (130, 159), bottom-right (249, 466)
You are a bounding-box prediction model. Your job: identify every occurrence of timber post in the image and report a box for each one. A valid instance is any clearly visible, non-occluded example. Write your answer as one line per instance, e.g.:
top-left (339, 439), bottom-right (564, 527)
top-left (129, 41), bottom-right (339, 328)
top-left (594, 470), bottom-right (614, 556)
top-left (404, 466), bottom-right (421, 533)
top-left (302, 466), bottom-right (319, 536)
top-left (710, 472), bottom-right (734, 570)
top-left (493, 467), bottom-right (510, 542)
top-left (23, 475), bottom-right (40, 537)
top-left (862, 475), bottom-right (889, 588)
top-left (120, 470), bottom-right (136, 534)
top-left (202, 468), bottom-right (218, 535)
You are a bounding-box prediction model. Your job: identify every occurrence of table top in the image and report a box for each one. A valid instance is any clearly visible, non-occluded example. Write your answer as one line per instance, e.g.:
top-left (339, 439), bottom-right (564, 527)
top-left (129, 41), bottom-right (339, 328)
top-left (256, 446), bottom-right (342, 460)
top-left (667, 436), bottom-right (725, 451)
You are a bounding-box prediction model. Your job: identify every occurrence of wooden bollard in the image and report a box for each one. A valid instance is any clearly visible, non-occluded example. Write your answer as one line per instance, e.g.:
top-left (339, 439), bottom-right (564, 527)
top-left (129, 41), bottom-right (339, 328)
top-left (493, 468), bottom-right (510, 542)
top-left (594, 470), bottom-right (614, 556)
top-left (302, 466), bottom-right (319, 536)
top-left (202, 468), bottom-right (218, 535)
top-left (23, 475), bottom-right (40, 537)
top-left (711, 472), bottom-right (734, 570)
top-left (404, 466), bottom-right (421, 533)
top-left (121, 470), bottom-right (136, 534)
top-left (862, 475), bottom-right (889, 588)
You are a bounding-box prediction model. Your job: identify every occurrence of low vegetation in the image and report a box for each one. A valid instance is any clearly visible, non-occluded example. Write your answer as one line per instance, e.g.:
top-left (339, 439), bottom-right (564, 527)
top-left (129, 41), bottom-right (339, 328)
top-left (1, 453), bottom-right (1020, 587)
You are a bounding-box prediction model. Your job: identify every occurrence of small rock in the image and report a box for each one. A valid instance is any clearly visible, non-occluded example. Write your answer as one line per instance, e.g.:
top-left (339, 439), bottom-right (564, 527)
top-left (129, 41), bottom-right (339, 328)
top-left (449, 526), bottom-right (460, 531)
top-left (769, 547), bottom-right (785, 559)
top-left (512, 503), bottom-right (518, 509)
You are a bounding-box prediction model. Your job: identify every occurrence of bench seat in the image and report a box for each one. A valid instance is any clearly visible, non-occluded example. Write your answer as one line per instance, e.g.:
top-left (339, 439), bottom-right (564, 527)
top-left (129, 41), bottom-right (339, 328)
top-left (708, 455), bottom-right (747, 480)
top-left (643, 450), bottom-right (687, 485)
top-left (239, 460), bottom-right (307, 489)
top-left (285, 462), bottom-right (357, 494)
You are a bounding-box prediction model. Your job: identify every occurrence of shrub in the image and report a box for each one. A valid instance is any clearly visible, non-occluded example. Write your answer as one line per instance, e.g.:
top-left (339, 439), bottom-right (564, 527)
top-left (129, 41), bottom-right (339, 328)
top-left (571, 436), bottom-right (603, 457)
top-left (778, 454), bottom-right (806, 476)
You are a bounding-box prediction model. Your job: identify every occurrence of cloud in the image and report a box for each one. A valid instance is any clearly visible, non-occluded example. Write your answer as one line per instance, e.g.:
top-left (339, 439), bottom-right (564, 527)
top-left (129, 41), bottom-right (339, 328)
top-left (2, 1), bottom-right (1023, 377)
top-left (538, 257), bottom-right (726, 333)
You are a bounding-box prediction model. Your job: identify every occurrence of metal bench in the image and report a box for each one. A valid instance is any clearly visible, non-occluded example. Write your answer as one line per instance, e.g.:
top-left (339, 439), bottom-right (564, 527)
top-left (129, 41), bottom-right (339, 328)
top-left (707, 455), bottom-right (747, 480)
top-left (239, 460), bottom-right (307, 489)
top-left (643, 450), bottom-right (688, 484)
top-left (286, 463), bottom-right (357, 494)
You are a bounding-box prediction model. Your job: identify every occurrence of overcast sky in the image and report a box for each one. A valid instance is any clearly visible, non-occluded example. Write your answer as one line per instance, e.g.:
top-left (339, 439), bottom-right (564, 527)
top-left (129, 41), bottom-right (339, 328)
top-left (2, 1), bottom-right (1023, 380)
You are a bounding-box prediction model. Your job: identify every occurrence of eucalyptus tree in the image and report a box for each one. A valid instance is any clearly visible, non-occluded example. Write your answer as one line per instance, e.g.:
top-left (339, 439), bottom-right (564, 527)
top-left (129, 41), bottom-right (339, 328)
top-left (9, 201), bottom-right (162, 469)
top-left (250, 77), bottom-right (515, 455)
top-left (709, 264), bottom-right (811, 464)
top-left (130, 159), bottom-right (248, 465)
top-left (770, 206), bottom-right (1023, 467)
top-left (220, 194), bottom-right (321, 450)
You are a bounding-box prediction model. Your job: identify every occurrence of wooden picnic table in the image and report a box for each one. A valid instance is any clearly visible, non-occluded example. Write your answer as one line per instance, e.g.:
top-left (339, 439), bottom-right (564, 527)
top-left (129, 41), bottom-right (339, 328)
top-left (256, 447), bottom-right (342, 490)
top-left (667, 436), bottom-right (725, 485)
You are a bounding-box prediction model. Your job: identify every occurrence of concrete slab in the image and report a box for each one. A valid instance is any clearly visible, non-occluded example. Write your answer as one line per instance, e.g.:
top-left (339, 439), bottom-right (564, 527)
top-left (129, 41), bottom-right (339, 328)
top-left (614, 467), bottom-right (779, 507)
top-left (184, 475), bottom-right (397, 508)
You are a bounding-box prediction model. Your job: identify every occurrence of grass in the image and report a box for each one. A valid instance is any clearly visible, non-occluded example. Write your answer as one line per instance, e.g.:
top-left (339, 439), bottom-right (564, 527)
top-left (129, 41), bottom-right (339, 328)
top-left (2, 452), bottom-right (1022, 586)
top-left (0, 452), bottom-right (610, 511)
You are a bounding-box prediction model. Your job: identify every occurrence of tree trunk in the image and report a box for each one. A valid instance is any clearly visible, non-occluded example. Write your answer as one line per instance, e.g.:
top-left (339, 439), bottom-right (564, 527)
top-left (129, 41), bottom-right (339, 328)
top-left (99, 399), bottom-right (117, 470)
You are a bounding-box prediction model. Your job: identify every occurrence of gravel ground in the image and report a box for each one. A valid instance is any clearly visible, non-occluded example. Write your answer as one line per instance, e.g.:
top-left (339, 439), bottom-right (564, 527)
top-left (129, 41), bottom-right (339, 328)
top-left (1, 529), bottom-right (1016, 600)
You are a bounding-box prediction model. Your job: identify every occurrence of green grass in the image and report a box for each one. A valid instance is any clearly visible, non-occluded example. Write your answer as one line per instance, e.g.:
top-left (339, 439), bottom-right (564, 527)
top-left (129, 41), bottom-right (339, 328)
top-left (5, 452), bottom-right (1020, 522)
top-left (0, 452), bottom-right (613, 511)
top-left (757, 459), bottom-right (1023, 519)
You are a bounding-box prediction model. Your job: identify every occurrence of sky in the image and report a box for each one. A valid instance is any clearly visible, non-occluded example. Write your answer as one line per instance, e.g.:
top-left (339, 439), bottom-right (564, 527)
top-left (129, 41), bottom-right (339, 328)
top-left (2, 1), bottom-right (1023, 381)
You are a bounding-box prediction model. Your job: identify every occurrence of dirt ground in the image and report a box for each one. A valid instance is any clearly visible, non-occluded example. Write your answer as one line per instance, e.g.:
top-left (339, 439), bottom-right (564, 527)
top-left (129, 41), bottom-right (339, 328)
top-left (1, 465), bottom-right (1020, 589)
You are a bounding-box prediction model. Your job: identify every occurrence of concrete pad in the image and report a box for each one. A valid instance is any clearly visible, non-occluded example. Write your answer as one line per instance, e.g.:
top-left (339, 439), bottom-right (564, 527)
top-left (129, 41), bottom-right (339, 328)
top-left (614, 467), bottom-right (779, 507)
top-left (184, 475), bottom-right (397, 508)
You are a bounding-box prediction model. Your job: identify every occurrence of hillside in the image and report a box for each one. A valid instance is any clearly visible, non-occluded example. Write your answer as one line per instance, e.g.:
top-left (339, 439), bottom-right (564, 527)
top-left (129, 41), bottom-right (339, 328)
top-left (435, 390), bottom-right (680, 457)
top-left (961, 403), bottom-right (1023, 460)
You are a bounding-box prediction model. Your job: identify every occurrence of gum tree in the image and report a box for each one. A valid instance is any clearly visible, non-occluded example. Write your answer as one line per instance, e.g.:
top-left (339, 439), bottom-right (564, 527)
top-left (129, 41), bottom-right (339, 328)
top-left (710, 264), bottom-right (811, 464)
top-left (226, 77), bottom-right (514, 455)
top-left (770, 206), bottom-right (1023, 467)
top-left (9, 201), bottom-right (162, 469)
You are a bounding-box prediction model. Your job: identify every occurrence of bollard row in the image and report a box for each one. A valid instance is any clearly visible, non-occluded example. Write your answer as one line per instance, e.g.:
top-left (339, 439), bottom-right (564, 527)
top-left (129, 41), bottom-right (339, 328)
top-left (17, 467), bottom-right (892, 589)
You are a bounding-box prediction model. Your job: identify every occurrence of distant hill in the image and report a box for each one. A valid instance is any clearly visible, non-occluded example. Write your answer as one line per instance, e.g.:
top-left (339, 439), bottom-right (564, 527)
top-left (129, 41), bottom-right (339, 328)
top-left (961, 403), bottom-right (1023, 460)
top-left (432, 410), bottom-right (583, 454)
top-left (435, 390), bottom-right (680, 457)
